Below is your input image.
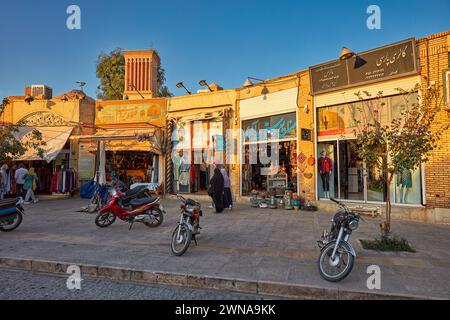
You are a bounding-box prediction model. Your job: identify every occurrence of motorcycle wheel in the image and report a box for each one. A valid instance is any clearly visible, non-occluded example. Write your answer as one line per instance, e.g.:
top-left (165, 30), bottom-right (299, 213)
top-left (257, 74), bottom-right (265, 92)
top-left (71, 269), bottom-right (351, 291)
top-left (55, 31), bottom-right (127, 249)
top-left (95, 211), bottom-right (116, 228)
top-left (171, 223), bottom-right (192, 256)
top-left (0, 211), bottom-right (23, 232)
top-left (318, 241), bottom-right (354, 282)
top-left (143, 207), bottom-right (164, 228)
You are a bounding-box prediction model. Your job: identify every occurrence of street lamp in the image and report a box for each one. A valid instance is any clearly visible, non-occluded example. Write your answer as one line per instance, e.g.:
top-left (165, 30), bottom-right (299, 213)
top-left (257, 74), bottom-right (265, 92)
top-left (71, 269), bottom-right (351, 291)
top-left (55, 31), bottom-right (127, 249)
top-left (176, 82), bottom-right (192, 95)
top-left (242, 77), bottom-right (265, 87)
top-left (339, 47), bottom-right (355, 61)
top-left (198, 80), bottom-right (213, 92)
top-left (76, 81), bottom-right (86, 91)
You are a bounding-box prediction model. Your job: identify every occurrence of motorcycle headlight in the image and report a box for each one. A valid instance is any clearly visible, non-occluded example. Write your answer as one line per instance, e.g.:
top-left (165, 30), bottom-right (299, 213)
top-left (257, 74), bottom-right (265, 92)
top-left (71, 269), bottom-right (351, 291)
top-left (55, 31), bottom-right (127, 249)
top-left (348, 220), bottom-right (359, 231)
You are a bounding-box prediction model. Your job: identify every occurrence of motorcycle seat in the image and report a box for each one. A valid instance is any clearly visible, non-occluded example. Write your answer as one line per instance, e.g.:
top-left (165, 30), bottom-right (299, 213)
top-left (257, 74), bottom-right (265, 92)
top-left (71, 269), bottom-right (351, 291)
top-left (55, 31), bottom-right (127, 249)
top-left (125, 185), bottom-right (148, 198)
top-left (130, 197), bottom-right (159, 207)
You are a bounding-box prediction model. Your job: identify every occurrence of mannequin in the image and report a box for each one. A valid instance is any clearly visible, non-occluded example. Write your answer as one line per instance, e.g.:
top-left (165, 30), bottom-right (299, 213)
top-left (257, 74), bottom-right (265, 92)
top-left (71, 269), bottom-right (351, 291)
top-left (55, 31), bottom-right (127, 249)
top-left (396, 167), bottom-right (412, 203)
top-left (318, 150), bottom-right (333, 198)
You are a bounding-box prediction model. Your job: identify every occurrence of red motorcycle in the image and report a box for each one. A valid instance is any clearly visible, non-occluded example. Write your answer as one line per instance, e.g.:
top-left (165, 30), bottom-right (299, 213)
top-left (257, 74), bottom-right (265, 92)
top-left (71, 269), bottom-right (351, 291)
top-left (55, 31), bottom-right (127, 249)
top-left (94, 186), bottom-right (165, 229)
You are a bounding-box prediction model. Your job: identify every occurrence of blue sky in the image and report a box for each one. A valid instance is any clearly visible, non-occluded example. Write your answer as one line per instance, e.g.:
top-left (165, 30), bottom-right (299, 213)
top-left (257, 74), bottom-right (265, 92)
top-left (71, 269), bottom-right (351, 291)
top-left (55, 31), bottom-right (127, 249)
top-left (0, 0), bottom-right (449, 99)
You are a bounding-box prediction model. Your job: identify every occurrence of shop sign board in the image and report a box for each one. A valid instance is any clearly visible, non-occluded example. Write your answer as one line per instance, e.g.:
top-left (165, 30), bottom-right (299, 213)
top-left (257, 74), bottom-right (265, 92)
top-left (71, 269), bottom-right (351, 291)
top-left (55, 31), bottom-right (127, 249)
top-left (96, 103), bottom-right (163, 125)
top-left (310, 38), bottom-right (419, 95)
top-left (242, 112), bottom-right (297, 142)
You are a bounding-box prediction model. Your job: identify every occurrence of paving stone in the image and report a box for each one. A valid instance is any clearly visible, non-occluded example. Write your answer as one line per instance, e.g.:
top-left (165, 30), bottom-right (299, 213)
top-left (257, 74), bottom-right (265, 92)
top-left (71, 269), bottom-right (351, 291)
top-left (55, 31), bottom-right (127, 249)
top-left (0, 197), bottom-right (448, 299)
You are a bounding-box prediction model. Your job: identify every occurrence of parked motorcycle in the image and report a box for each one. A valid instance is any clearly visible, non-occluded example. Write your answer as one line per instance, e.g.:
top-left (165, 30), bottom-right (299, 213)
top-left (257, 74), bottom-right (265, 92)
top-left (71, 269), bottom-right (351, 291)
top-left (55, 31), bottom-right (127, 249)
top-left (171, 194), bottom-right (202, 256)
top-left (317, 198), bottom-right (360, 282)
top-left (94, 186), bottom-right (165, 229)
top-left (0, 198), bottom-right (25, 232)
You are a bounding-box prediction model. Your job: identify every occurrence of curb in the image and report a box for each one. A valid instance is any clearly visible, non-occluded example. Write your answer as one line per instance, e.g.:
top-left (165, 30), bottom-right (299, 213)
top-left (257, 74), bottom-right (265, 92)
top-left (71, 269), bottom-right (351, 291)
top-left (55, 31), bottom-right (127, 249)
top-left (0, 257), bottom-right (436, 300)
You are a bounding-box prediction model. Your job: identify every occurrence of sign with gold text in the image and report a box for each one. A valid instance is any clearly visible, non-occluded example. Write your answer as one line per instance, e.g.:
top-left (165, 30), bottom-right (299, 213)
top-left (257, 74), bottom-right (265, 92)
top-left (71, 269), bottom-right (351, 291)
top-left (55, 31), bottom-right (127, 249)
top-left (96, 103), bottom-right (164, 125)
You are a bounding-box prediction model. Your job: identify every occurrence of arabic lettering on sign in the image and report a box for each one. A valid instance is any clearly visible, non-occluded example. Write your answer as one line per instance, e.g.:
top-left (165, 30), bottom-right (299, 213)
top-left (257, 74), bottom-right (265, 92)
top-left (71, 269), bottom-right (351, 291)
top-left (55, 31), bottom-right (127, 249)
top-left (310, 39), bottom-right (417, 94)
top-left (376, 45), bottom-right (408, 68)
top-left (243, 112), bottom-right (297, 141)
top-left (97, 104), bottom-right (163, 124)
top-left (312, 61), bottom-right (349, 92)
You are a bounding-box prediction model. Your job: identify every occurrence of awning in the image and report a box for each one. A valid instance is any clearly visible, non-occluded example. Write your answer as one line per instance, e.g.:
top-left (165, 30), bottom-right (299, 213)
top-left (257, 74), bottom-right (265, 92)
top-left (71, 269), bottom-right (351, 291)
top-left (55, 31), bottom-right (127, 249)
top-left (15, 126), bottom-right (74, 163)
top-left (71, 128), bottom-right (162, 153)
top-left (167, 106), bottom-right (232, 122)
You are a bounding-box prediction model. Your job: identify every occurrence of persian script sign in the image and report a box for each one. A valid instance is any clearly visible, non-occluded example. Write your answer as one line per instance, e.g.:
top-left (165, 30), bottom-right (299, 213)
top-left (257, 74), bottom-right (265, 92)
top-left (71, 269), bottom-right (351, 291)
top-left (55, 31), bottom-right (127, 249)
top-left (310, 38), bottom-right (418, 95)
top-left (242, 112), bottom-right (297, 142)
top-left (97, 103), bottom-right (163, 125)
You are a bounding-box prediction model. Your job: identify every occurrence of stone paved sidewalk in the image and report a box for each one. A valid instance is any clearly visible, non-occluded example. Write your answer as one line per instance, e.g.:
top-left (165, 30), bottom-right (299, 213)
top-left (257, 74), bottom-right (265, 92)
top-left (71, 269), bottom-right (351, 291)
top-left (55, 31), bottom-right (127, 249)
top-left (0, 197), bottom-right (449, 299)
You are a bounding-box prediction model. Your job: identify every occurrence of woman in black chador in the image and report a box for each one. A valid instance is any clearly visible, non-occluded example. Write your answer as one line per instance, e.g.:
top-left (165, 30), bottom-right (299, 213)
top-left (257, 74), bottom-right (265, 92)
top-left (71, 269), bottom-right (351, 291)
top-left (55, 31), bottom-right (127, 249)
top-left (209, 167), bottom-right (225, 213)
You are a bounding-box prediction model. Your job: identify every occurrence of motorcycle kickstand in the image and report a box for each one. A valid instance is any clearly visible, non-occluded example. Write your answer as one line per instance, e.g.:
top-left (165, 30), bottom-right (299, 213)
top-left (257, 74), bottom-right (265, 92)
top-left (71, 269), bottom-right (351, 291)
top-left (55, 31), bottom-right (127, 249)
top-left (129, 222), bottom-right (134, 230)
top-left (193, 235), bottom-right (198, 246)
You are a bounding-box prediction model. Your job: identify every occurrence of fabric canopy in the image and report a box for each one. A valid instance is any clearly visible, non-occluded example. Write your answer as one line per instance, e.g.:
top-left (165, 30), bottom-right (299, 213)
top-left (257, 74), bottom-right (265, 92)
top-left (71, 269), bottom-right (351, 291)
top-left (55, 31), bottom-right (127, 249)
top-left (166, 106), bottom-right (230, 122)
top-left (15, 126), bottom-right (74, 163)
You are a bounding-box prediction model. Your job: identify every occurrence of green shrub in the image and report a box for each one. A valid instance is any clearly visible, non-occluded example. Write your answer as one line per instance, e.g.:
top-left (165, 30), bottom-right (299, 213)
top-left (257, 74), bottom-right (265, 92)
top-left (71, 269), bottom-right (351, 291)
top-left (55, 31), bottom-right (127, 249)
top-left (360, 236), bottom-right (416, 252)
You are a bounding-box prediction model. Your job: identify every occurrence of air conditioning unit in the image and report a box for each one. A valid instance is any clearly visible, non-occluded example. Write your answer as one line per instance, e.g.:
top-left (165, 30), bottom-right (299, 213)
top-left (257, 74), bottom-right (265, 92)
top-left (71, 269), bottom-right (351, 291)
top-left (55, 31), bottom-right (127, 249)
top-left (31, 85), bottom-right (53, 99)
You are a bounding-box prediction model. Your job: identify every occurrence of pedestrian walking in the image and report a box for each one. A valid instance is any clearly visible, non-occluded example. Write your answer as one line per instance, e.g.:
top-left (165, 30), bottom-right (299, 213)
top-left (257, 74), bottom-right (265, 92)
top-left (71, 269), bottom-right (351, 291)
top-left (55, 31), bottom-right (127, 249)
top-left (14, 163), bottom-right (28, 200)
top-left (220, 166), bottom-right (233, 210)
top-left (209, 167), bottom-right (224, 213)
top-left (23, 167), bottom-right (39, 204)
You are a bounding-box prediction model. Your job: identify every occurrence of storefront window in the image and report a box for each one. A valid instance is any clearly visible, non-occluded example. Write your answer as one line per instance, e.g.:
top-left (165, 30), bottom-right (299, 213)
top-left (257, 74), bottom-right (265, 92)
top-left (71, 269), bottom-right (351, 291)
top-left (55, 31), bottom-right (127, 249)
top-left (338, 140), bottom-right (364, 201)
top-left (172, 119), bottom-right (224, 194)
top-left (105, 151), bottom-right (159, 186)
top-left (366, 155), bottom-right (387, 202)
top-left (316, 92), bottom-right (422, 205)
top-left (241, 112), bottom-right (297, 197)
top-left (391, 167), bottom-right (422, 205)
top-left (242, 141), bottom-right (298, 196)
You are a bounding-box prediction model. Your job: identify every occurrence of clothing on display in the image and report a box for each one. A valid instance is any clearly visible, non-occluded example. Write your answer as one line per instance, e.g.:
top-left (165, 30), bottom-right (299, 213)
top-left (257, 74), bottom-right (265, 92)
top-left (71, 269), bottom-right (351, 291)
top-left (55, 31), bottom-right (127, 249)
top-left (318, 154), bottom-right (333, 197)
top-left (320, 172), bottom-right (331, 193)
top-left (51, 168), bottom-right (78, 193)
top-left (397, 168), bottom-right (412, 188)
top-left (318, 155), bottom-right (333, 174)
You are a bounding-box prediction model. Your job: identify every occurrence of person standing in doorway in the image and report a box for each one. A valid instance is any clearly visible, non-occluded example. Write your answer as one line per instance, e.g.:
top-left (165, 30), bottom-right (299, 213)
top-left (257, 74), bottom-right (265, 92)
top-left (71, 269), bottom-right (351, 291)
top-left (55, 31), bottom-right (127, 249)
top-left (220, 166), bottom-right (233, 210)
top-left (14, 163), bottom-right (28, 200)
top-left (23, 167), bottom-right (39, 204)
top-left (209, 167), bottom-right (224, 213)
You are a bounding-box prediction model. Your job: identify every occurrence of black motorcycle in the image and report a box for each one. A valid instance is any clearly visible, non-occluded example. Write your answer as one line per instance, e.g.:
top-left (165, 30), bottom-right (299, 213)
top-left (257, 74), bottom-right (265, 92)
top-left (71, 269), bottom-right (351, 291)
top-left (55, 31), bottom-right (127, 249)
top-left (0, 198), bottom-right (25, 232)
top-left (171, 194), bottom-right (202, 256)
top-left (318, 198), bottom-right (360, 282)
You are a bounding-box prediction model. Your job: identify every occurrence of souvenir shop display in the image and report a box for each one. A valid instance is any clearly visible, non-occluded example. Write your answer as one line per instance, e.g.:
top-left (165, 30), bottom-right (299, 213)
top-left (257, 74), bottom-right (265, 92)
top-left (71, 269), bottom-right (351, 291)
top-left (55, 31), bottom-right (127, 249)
top-left (106, 151), bottom-right (158, 187)
top-left (242, 140), bottom-right (298, 196)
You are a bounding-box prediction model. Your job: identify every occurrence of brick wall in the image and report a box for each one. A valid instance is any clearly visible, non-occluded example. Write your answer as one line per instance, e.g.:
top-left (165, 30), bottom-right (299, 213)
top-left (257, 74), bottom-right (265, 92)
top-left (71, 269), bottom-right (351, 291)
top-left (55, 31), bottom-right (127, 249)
top-left (418, 31), bottom-right (450, 209)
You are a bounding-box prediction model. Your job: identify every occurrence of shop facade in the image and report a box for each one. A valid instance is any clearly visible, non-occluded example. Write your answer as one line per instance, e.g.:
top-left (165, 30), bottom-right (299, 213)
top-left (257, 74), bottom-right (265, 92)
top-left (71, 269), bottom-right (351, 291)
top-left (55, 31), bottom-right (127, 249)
top-left (2, 88), bottom-right (96, 195)
top-left (75, 98), bottom-right (167, 190)
top-left (167, 89), bottom-right (238, 196)
top-left (236, 71), bottom-right (315, 201)
top-left (309, 33), bottom-right (450, 222)
top-left (239, 87), bottom-right (299, 197)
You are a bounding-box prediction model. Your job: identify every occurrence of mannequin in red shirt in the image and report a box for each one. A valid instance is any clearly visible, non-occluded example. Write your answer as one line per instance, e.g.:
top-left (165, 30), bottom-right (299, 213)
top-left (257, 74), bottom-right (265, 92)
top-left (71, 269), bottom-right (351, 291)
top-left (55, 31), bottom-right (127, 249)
top-left (318, 150), bottom-right (333, 198)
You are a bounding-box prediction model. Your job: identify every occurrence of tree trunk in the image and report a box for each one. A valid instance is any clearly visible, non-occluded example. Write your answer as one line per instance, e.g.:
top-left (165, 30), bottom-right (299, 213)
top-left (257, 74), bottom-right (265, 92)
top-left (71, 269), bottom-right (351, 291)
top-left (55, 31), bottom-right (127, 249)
top-left (382, 173), bottom-right (394, 238)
